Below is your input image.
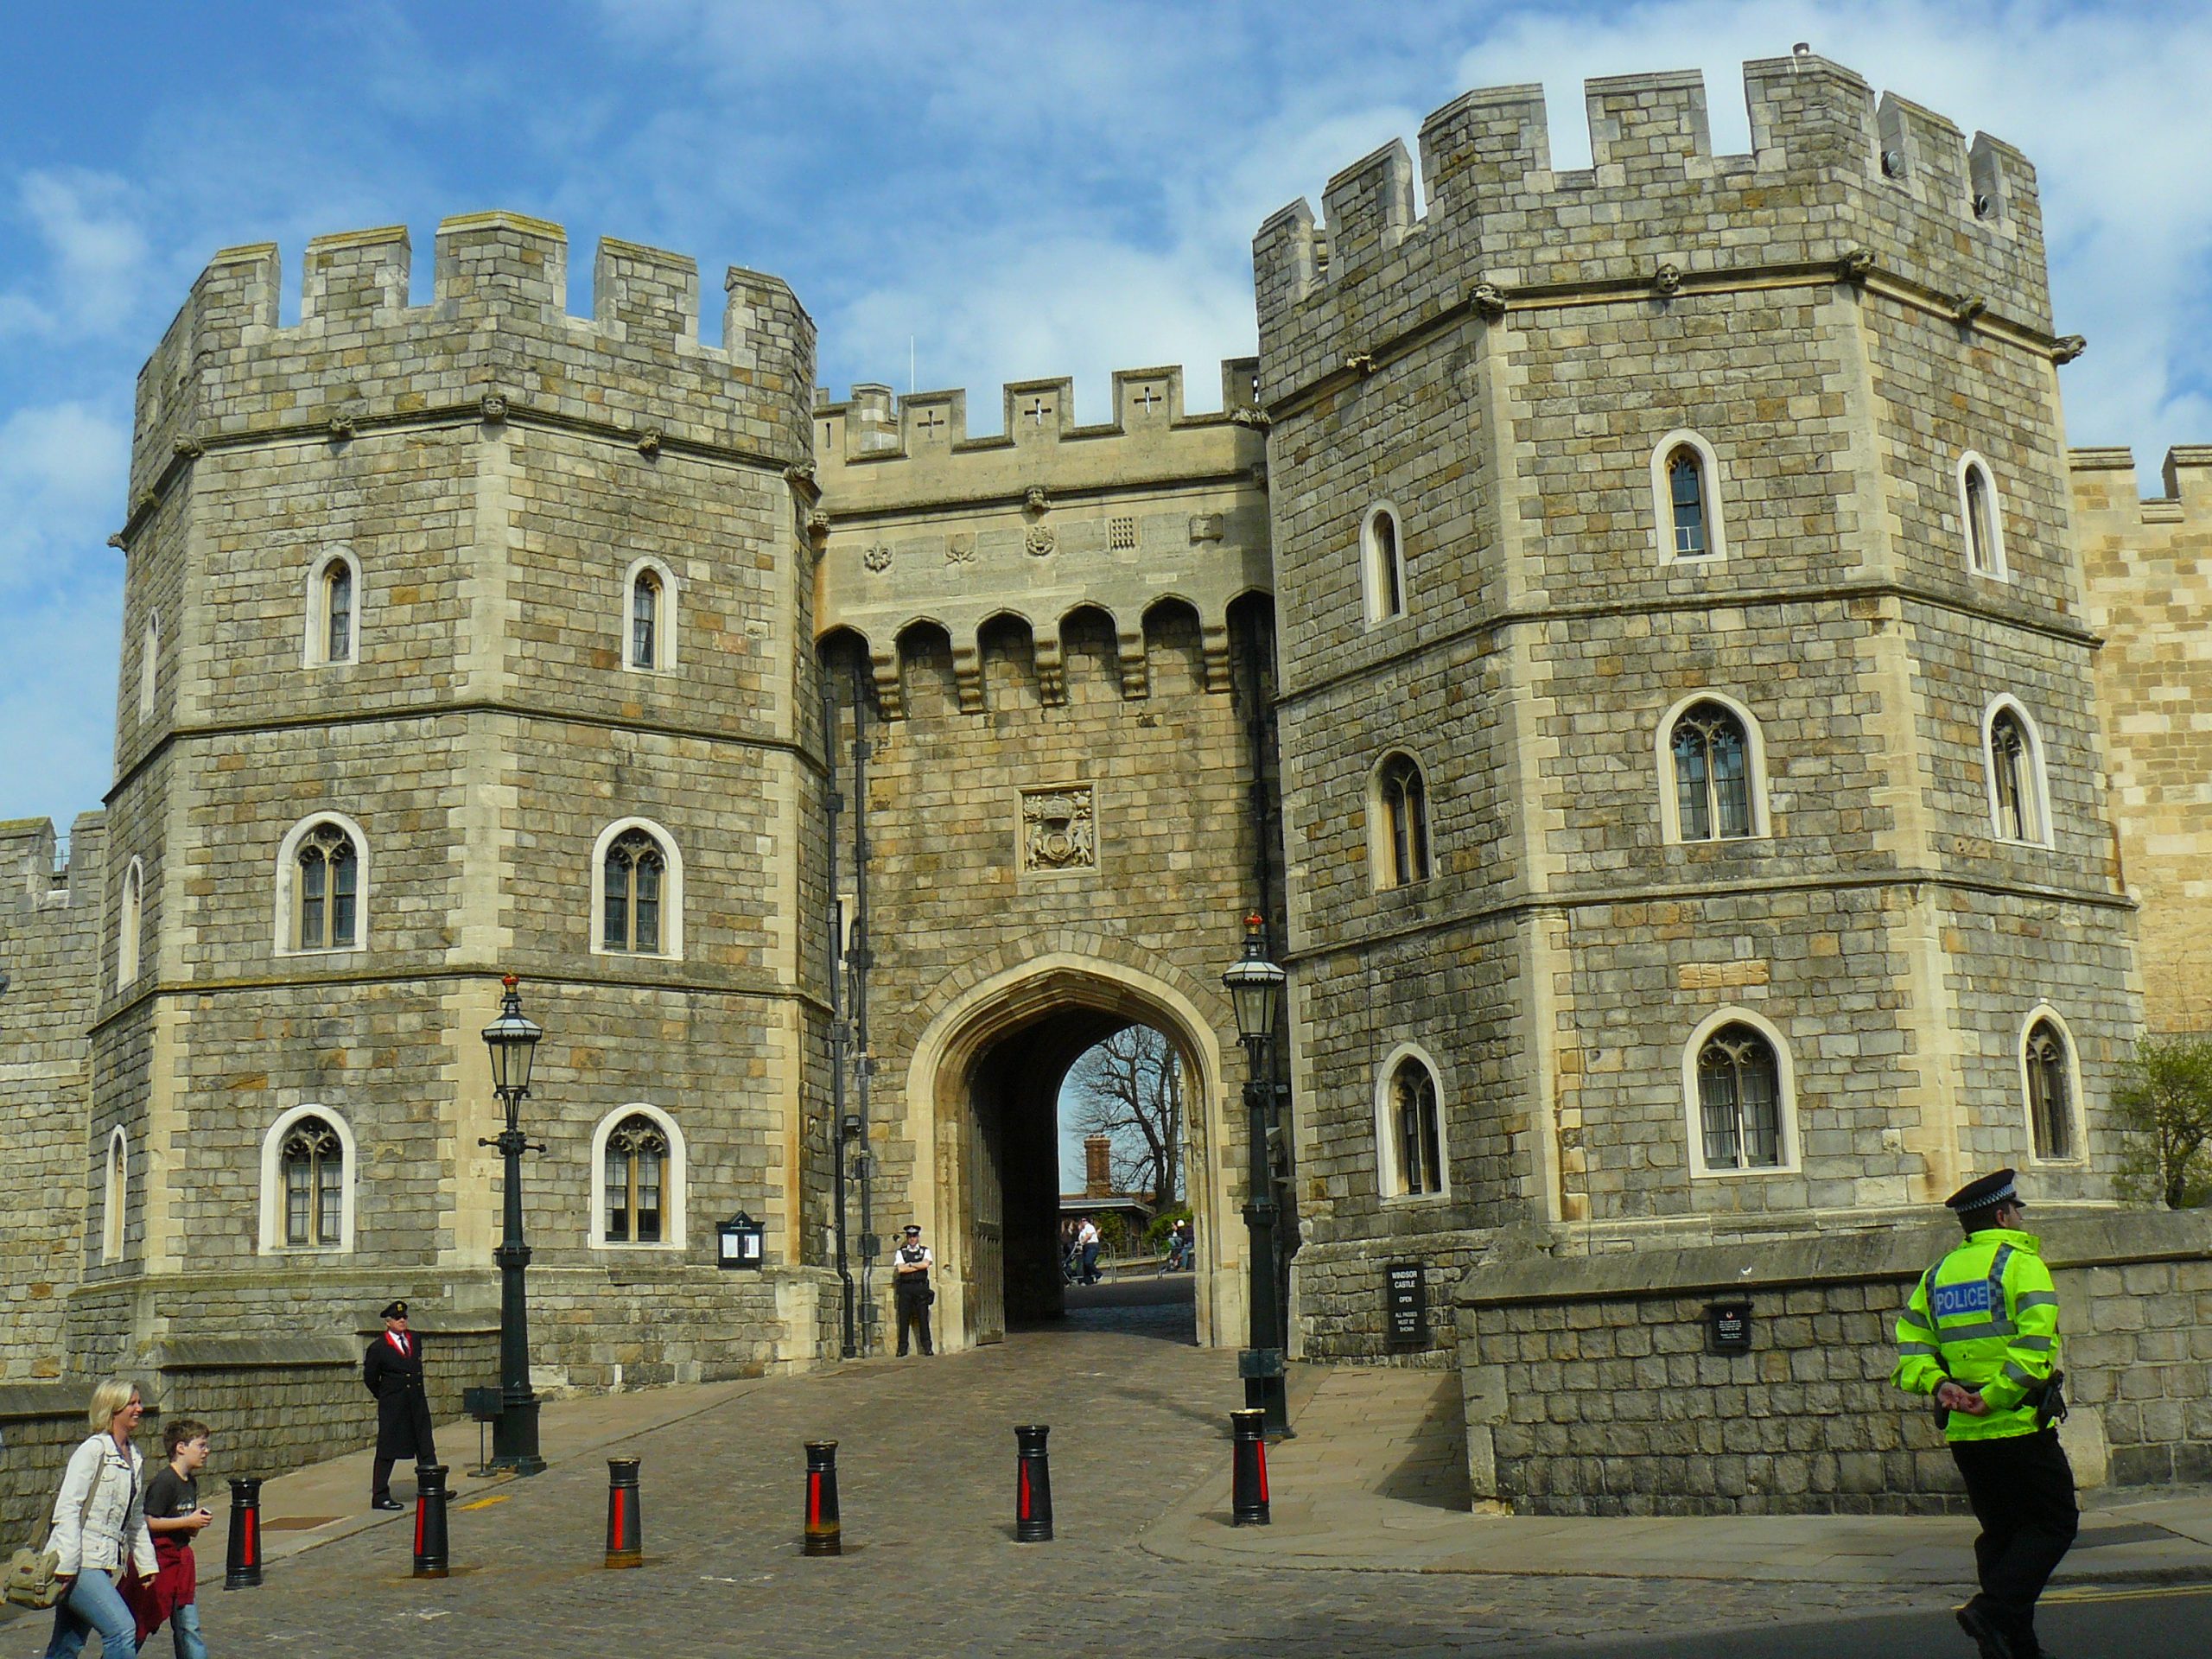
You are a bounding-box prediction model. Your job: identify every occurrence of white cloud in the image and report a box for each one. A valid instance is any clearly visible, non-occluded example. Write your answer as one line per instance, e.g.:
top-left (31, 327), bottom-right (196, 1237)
top-left (0, 169), bottom-right (150, 342)
top-left (0, 401), bottom-right (128, 594)
top-left (0, 582), bottom-right (118, 830)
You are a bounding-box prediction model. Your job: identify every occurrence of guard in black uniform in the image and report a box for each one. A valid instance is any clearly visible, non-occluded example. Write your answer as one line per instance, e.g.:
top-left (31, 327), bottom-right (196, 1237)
top-left (363, 1299), bottom-right (440, 1510)
top-left (892, 1225), bottom-right (935, 1357)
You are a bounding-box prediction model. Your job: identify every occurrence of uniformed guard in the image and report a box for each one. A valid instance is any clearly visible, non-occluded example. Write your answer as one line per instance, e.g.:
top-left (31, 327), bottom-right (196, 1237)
top-left (891, 1225), bottom-right (935, 1357)
top-left (1893, 1170), bottom-right (2076, 1659)
top-left (363, 1300), bottom-right (441, 1511)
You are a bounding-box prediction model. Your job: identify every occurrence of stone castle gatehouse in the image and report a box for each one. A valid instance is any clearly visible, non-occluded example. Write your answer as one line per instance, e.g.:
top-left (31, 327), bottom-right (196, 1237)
top-left (5, 52), bottom-right (2211, 1516)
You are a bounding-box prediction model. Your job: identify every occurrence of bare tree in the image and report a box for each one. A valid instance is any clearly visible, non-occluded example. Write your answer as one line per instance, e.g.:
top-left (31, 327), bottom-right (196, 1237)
top-left (2113, 1034), bottom-right (2212, 1209)
top-left (1065, 1025), bottom-right (1182, 1209)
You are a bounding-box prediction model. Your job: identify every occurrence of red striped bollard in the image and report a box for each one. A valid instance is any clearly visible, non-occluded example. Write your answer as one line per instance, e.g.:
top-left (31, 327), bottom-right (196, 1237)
top-left (1014, 1424), bottom-right (1053, 1543)
top-left (412, 1463), bottom-right (451, 1579)
top-left (605, 1458), bottom-right (642, 1568)
top-left (803, 1440), bottom-right (842, 1556)
top-left (222, 1476), bottom-right (263, 1589)
top-left (1230, 1408), bottom-right (1269, 1526)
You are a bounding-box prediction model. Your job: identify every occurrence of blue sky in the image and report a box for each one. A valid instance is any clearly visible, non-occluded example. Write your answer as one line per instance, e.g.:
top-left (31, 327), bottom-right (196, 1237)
top-left (5, 0), bottom-right (2209, 851)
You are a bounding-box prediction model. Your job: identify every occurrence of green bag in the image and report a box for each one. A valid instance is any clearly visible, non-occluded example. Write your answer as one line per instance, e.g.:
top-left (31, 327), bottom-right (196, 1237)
top-left (3, 1545), bottom-right (65, 1611)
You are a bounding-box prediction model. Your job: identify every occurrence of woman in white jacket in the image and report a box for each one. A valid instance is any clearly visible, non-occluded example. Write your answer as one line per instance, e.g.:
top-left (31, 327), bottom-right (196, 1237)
top-left (43, 1377), bottom-right (156, 1659)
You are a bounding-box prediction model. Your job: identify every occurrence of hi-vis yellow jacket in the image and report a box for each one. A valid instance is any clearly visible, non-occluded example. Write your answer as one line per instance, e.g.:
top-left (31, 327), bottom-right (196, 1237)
top-left (1892, 1227), bottom-right (2063, 1441)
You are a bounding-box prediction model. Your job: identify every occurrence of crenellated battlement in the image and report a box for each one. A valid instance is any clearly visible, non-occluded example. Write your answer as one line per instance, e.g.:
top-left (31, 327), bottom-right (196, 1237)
top-left (127, 213), bottom-right (815, 507)
top-left (812, 359), bottom-right (1263, 499)
top-left (2069, 446), bottom-right (2212, 528)
top-left (1255, 54), bottom-right (2052, 410)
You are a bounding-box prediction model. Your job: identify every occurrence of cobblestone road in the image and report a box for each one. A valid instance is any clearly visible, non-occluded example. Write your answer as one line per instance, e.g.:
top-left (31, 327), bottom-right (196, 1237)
top-left (30, 1291), bottom-right (1916, 1658)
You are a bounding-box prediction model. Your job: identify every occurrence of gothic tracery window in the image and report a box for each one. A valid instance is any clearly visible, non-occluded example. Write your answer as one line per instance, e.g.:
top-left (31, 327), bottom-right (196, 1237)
top-left (1377, 753), bottom-right (1431, 887)
top-left (1696, 1023), bottom-right (1783, 1171)
top-left (1389, 1058), bottom-right (1444, 1197)
top-left (296, 823), bottom-right (359, 950)
top-left (1670, 702), bottom-right (1753, 841)
top-left (603, 828), bottom-right (666, 955)
top-left (1987, 707), bottom-right (2044, 843)
top-left (281, 1116), bottom-right (345, 1247)
top-left (2025, 1019), bottom-right (2074, 1160)
top-left (603, 1113), bottom-right (667, 1244)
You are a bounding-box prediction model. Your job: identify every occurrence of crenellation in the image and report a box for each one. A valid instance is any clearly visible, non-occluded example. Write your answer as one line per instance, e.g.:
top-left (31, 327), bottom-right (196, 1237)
top-left (300, 225), bottom-right (411, 326)
top-left (1256, 55), bottom-right (2050, 411)
top-left (1418, 84), bottom-right (1551, 219)
top-left (431, 210), bottom-right (568, 319)
top-left (1583, 69), bottom-right (1713, 182)
top-left (1319, 138), bottom-right (1417, 276)
top-left (1003, 376), bottom-right (1077, 447)
top-left (594, 236), bottom-right (702, 343)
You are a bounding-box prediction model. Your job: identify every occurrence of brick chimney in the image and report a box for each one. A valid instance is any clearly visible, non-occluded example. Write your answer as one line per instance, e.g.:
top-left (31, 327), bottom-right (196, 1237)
top-left (1084, 1135), bottom-right (1113, 1198)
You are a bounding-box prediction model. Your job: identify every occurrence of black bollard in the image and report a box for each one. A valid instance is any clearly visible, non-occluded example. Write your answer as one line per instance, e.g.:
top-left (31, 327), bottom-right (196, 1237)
top-left (1014, 1424), bottom-right (1053, 1543)
top-left (1230, 1408), bottom-right (1269, 1526)
top-left (803, 1440), bottom-right (842, 1557)
top-left (412, 1464), bottom-right (451, 1579)
top-left (605, 1458), bottom-right (643, 1568)
top-left (222, 1476), bottom-right (264, 1590)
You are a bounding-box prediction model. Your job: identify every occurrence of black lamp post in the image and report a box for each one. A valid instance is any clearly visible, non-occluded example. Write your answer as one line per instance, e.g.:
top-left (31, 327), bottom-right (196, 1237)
top-left (480, 973), bottom-right (546, 1475)
top-left (1222, 912), bottom-right (1289, 1436)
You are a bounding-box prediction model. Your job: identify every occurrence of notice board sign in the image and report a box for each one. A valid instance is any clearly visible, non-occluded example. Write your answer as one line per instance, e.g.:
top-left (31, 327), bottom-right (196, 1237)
top-left (1706, 1299), bottom-right (1753, 1355)
top-left (1384, 1261), bottom-right (1428, 1351)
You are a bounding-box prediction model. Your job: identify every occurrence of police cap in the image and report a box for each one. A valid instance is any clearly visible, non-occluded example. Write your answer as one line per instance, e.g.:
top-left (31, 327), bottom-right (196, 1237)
top-left (1943, 1169), bottom-right (2019, 1215)
top-left (379, 1300), bottom-right (409, 1320)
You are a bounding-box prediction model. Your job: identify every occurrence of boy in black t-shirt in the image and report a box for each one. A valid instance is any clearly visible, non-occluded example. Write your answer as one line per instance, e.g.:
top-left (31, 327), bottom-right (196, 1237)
top-left (142, 1418), bottom-right (213, 1658)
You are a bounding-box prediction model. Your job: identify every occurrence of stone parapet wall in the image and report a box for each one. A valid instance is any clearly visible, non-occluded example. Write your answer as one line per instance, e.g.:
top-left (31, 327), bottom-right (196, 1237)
top-left (1453, 1208), bottom-right (2212, 1515)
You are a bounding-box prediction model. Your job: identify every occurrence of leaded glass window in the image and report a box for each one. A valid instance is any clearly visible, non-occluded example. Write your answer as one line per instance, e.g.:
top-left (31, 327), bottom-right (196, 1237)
top-left (282, 1116), bottom-right (344, 1247)
top-left (603, 1114), bottom-right (667, 1243)
top-left (603, 829), bottom-right (666, 954)
top-left (296, 823), bottom-right (359, 950)
top-left (1697, 1024), bottom-right (1783, 1170)
top-left (1379, 754), bottom-right (1430, 887)
top-left (1669, 449), bottom-right (1708, 556)
top-left (2026, 1020), bottom-right (2072, 1160)
top-left (1671, 702), bottom-right (1752, 841)
top-left (1391, 1060), bottom-right (1443, 1196)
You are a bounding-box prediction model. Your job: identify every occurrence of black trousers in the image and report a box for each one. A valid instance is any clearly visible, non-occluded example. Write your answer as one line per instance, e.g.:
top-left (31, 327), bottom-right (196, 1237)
top-left (1950, 1428), bottom-right (2078, 1644)
top-left (895, 1287), bottom-right (934, 1356)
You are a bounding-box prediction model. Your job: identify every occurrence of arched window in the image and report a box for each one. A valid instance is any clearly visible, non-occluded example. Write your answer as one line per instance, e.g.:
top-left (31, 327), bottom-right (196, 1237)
top-left (1362, 504), bottom-right (1407, 625)
top-left (590, 818), bottom-right (685, 959)
top-left (590, 1104), bottom-right (688, 1249)
top-left (281, 1115), bottom-right (345, 1247)
top-left (257, 1104), bottom-right (357, 1253)
top-left (324, 561), bottom-right (353, 663)
top-left (1694, 1022), bottom-right (1784, 1172)
top-left (604, 828), bottom-right (666, 954)
top-left (2024, 1016), bottom-right (2076, 1161)
top-left (1650, 431), bottom-right (1728, 563)
top-left (1669, 701), bottom-right (1754, 842)
top-left (1374, 753), bottom-right (1431, 888)
top-left (296, 822), bottom-right (359, 950)
top-left (632, 569), bottom-right (661, 670)
top-left (305, 550), bottom-right (361, 667)
top-left (1959, 454), bottom-right (2007, 579)
top-left (622, 558), bottom-right (678, 672)
top-left (137, 615), bottom-right (158, 718)
top-left (1389, 1057), bottom-right (1444, 1197)
top-left (1985, 700), bottom-right (2049, 846)
top-left (603, 1113), bottom-right (667, 1243)
top-left (1668, 448), bottom-right (1708, 556)
top-left (101, 1128), bottom-right (127, 1263)
top-left (118, 858), bottom-right (143, 989)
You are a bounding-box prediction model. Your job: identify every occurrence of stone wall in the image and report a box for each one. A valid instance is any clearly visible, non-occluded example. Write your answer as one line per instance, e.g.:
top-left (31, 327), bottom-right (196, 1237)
top-left (2075, 446), bottom-right (2212, 1037)
top-left (0, 817), bottom-right (102, 1380)
top-left (1454, 1208), bottom-right (2212, 1515)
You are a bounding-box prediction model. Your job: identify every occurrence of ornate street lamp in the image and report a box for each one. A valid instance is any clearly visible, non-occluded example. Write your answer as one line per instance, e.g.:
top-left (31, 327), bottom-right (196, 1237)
top-left (480, 973), bottom-right (546, 1475)
top-left (1222, 912), bottom-right (1289, 1435)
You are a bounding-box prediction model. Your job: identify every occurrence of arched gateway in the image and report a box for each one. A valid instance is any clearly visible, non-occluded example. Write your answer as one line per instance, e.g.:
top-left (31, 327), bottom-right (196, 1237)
top-left (901, 953), bottom-right (1243, 1352)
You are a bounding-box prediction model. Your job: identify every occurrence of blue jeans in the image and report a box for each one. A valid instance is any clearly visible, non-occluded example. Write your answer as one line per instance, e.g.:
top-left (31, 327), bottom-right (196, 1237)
top-left (44, 1567), bottom-right (138, 1658)
top-left (167, 1600), bottom-right (207, 1659)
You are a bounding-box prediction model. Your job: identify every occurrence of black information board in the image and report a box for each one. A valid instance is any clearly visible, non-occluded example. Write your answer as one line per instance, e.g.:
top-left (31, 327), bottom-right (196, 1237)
top-left (1384, 1261), bottom-right (1428, 1351)
top-left (1706, 1299), bottom-right (1752, 1355)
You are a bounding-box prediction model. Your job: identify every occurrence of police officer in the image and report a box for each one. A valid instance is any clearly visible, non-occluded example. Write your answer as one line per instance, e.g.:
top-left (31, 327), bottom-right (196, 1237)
top-left (892, 1225), bottom-right (934, 1357)
top-left (1893, 1170), bottom-right (2075, 1659)
top-left (363, 1299), bottom-right (441, 1510)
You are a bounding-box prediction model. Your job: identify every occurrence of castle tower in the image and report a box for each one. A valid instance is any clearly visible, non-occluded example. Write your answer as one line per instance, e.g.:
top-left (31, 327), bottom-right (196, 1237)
top-left (1255, 56), bottom-right (2138, 1356)
top-left (89, 213), bottom-right (828, 1449)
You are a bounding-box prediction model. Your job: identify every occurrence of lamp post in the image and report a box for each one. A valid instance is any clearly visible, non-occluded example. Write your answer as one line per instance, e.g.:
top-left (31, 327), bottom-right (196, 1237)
top-left (480, 973), bottom-right (546, 1475)
top-left (1222, 912), bottom-right (1289, 1436)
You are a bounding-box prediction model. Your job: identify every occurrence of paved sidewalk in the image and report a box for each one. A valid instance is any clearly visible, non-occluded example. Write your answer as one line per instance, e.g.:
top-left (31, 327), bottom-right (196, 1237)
top-left (1145, 1366), bottom-right (2212, 1588)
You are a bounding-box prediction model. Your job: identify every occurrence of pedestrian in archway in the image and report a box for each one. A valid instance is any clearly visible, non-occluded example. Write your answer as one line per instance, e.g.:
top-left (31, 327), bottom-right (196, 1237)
top-left (892, 1225), bottom-right (935, 1357)
top-left (1076, 1216), bottom-right (1102, 1284)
